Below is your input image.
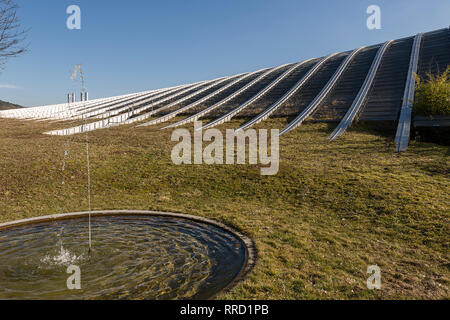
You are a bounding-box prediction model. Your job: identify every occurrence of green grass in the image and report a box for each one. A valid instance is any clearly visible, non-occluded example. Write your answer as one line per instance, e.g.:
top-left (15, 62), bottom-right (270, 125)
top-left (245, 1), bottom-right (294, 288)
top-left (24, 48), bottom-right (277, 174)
top-left (0, 117), bottom-right (448, 299)
top-left (414, 65), bottom-right (450, 116)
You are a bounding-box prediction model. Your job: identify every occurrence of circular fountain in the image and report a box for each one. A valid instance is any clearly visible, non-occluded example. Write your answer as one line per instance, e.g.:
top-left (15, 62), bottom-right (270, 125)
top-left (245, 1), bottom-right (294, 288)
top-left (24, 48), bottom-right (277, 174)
top-left (0, 210), bottom-right (255, 300)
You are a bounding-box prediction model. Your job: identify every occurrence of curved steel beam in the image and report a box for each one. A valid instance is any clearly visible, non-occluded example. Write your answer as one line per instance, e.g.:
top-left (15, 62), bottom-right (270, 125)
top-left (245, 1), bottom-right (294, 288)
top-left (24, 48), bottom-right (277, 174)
top-left (136, 70), bottom-right (266, 127)
top-left (163, 64), bottom-right (290, 129)
top-left (23, 92), bottom-right (142, 120)
top-left (69, 88), bottom-right (173, 121)
top-left (44, 78), bottom-right (226, 135)
top-left (394, 33), bottom-right (423, 152)
top-left (44, 90), bottom-right (161, 121)
top-left (135, 74), bottom-right (244, 127)
top-left (280, 48), bottom-right (364, 135)
top-left (199, 61), bottom-right (313, 130)
top-left (328, 41), bottom-right (393, 141)
top-left (236, 57), bottom-right (334, 131)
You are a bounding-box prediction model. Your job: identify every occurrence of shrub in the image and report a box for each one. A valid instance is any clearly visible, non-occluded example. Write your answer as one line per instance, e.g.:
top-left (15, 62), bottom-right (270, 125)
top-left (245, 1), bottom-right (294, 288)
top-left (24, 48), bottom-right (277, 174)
top-left (413, 65), bottom-right (450, 116)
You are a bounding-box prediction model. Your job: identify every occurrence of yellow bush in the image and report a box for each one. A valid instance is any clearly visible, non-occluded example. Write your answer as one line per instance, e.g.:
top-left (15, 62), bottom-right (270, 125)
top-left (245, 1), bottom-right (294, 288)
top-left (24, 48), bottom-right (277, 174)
top-left (414, 65), bottom-right (450, 116)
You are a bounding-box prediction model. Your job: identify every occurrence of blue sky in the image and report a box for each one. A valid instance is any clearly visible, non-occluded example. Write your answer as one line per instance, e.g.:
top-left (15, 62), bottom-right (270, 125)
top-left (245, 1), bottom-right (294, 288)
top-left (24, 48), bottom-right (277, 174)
top-left (1, 0), bottom-right (449, 106)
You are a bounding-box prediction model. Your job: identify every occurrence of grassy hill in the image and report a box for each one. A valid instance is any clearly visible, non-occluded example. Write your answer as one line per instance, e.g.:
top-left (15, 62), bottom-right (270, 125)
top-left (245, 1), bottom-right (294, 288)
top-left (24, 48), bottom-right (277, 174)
top-left (0, 117), bottom-right (448, 299)
top-left (0, 100), bottom-right (22, 110)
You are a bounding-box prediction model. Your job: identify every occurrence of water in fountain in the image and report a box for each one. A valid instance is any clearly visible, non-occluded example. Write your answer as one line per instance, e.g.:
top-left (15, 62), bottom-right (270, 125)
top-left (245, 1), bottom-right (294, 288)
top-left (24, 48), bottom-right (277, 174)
top-left (0, 215), bottom-right (247, 300)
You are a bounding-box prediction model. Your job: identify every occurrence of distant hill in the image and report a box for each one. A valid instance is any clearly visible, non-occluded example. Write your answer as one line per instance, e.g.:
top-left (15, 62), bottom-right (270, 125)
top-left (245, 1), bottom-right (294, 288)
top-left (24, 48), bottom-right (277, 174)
top-left (0, 100), bottom-right (23, 110)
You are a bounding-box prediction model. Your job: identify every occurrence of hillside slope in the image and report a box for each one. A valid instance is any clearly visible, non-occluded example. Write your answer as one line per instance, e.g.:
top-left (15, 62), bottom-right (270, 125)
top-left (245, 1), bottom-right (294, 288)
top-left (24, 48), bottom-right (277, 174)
top-left (0, 117), bottom-right (448, 299)
top-left (0, 100), bottom-right (23, 110)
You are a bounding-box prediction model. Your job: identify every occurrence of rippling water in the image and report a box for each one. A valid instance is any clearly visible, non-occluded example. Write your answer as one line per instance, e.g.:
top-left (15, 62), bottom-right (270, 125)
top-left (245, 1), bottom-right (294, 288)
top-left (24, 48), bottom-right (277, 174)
top-left (0, 215), bottom-right (246, 300)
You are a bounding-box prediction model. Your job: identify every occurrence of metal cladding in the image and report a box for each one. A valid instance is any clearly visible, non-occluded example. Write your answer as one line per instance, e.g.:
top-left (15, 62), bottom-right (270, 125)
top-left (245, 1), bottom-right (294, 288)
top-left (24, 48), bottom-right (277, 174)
top-left (394, 33), bottom-right (423, 152)
top-left (1, 27), bottom-right (449, 152)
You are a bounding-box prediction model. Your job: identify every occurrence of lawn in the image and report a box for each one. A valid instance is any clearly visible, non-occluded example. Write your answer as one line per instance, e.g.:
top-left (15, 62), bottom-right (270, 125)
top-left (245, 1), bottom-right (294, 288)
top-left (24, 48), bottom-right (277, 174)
top-left (0, 116), bottom-right (448, 299)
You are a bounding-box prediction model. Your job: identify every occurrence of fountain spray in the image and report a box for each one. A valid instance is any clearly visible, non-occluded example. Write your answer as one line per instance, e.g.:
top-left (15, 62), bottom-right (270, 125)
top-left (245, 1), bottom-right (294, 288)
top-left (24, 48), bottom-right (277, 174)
top-left (71, 64), bottom-right (92, 254)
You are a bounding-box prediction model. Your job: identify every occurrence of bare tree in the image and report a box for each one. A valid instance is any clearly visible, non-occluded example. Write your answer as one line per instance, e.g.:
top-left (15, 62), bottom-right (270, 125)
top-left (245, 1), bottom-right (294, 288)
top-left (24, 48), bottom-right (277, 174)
top-left (0, 0), bottom-right (27, 70)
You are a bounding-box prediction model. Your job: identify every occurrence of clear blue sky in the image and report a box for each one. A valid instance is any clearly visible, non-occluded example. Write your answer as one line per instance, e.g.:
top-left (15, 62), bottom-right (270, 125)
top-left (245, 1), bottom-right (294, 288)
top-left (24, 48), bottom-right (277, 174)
top-left (1, 0), bottom-right (449, 106)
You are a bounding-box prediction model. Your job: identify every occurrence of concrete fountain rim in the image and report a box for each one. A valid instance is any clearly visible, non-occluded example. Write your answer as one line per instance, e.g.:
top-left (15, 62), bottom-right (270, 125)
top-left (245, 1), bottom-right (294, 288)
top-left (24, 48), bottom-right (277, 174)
top-left (0, 209), bottom-right (257, 300)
